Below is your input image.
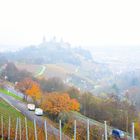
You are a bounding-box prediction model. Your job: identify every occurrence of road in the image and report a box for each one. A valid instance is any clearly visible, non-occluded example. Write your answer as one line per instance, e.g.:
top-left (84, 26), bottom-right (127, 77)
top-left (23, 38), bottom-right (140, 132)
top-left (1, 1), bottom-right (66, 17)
top-left (0, 92), bottom-right (70, 140)
top-left (35, 66), bottom-right (46, 77)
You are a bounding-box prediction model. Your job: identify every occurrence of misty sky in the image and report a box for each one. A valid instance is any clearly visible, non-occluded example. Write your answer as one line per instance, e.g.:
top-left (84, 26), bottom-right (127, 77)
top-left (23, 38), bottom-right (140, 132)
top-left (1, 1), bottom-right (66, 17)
top-left (0, 0), bottom-right (140, 49)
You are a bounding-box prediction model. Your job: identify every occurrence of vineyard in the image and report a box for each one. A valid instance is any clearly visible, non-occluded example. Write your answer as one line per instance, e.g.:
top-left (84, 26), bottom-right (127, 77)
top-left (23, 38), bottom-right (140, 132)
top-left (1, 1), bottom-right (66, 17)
top-left (0, 98), bottom-right (107, 140)
top-left (0, 98), bottom-right (60, 140)
top-left (0, 98), bottom-right (135, 140)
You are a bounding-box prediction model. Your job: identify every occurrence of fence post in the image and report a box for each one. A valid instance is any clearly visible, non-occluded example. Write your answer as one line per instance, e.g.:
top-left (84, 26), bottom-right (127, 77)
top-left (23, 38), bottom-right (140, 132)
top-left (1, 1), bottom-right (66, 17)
top-left (132, 122), bottom-right (135, 140)
top-left (34, 119), bottom-right (38, 140)
top-left (1, 115), bottom-right (3, 140)
top-left (25, 117), bottom-right (28, 140)
top-left (19, 117), bottom-right (22, 140)
top-left (87, 119), bottom-right (90, 140)
top-left (15, 118), bottom-right (19, 140)
top-left (59, 120), bottom-right (62, 140)
top-left (74, 120), bottom-right (76, 140)
top-left (8, 116), bottom-right (11, 140)
top-left (104, 121), bottom-right (108, 140)
top-left (44, 120), bottom-right (48, 140)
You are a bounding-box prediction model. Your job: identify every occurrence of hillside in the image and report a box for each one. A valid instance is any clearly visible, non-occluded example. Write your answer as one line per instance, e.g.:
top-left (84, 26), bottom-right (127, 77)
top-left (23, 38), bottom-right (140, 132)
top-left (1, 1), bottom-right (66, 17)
top-left (16, 61), bottom-right (111, 93)
top-left (1, 40), bottom-right (112, 92)
top-left (3, 40), bottom-right (93, 65)
top-left (1, 41), bottom-right (140, 97)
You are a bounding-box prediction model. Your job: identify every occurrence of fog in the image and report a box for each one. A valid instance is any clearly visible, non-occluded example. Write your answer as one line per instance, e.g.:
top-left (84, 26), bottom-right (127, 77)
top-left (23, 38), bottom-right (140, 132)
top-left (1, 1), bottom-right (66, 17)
top-left (1, 0), bottom-right (140, 67)
top-left (0, 0), bottom-right (140, 49)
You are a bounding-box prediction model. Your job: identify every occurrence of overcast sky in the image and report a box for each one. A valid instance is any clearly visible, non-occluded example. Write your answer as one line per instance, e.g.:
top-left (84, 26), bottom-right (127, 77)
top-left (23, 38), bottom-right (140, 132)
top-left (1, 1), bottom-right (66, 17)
top-left (0, 0), bottom-right (140, 49)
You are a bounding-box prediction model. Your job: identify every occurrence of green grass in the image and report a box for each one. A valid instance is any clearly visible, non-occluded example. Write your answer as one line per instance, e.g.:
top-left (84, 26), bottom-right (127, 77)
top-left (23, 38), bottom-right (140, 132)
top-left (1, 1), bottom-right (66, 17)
top-left (0, 98), bottom-right (33, 127)
top-left (0, 98), bottom-right (24, 118)
top-left (0, 88), bottom-right (22, 100)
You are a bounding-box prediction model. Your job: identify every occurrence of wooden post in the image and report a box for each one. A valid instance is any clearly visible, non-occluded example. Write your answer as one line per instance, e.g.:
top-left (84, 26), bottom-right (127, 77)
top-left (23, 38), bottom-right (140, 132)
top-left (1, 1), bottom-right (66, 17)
top-left (15, 118), bottom-right (19, 140)
top-left (44, 120), bottom-right (48, 140)
top-left (104, 121), bottom-right (108, 140)
top-left (132, 122), bottom-right (135, 140)
top-left (8, 116), bottom-right (11, 140)
top-left (87, 119), bottom-right (90, 140)
top-left (1, 115), bottom-right (3, 140)
top-left (34, 119), bottom-right (38, 140)
top-left (59, 120), bottom-right (62, 140)
top-left (74, 120), bottom-right (76, 140)
top-left (19, 118), bottom-right (22, 140)
top-left (25, 117), bottom-right (28, 140)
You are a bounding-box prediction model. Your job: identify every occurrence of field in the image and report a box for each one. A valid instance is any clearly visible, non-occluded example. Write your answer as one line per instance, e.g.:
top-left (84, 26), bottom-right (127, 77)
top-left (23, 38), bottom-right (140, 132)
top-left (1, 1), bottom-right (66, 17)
top-left (16, 62), bottom-right (95, 86)
top-left (16, 63), bottom-right (73, 79)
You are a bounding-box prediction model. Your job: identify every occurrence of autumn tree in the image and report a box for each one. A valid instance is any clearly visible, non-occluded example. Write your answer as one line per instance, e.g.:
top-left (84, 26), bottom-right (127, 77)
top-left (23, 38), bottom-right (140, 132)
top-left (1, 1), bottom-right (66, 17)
top-left (79, 92), bottom-right (137, 132)
top-left (41, 93), bottom-right (80, 116)
top-left (16, 78), bottom-right (41, 102)
top-left (26, 82), bottom-right (42, 104)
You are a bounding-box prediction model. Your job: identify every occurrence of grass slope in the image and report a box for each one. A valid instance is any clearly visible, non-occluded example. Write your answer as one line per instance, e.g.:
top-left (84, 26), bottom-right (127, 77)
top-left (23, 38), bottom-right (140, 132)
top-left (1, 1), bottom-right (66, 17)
top-left (0, 98), bottom-right (23, 118)
top-left (0, 98), bottom-right (33, 127)
top-left (0, 88), bottom-right (22, 100)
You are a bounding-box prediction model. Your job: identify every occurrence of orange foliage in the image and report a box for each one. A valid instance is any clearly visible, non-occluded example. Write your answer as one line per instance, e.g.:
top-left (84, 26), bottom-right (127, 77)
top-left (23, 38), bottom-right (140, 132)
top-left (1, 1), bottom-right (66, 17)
top-left (16, 77), bottom-right (33, 93)
top-left (26, 82), bottom-right (41, 100)
top-left (17, 78), bottom-right (42, 100)
top-left (70, 99), bottom-right (80, 111)
top-left (41, 93), bottom-right (80, 115)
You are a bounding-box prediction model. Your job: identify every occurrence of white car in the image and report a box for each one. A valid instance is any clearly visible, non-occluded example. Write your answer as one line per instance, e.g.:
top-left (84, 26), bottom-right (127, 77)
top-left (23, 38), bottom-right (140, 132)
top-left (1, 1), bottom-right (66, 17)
top-left (35, 108), bottom-right (43, 116)
top-left (27, 104), bottom-right (35, 111)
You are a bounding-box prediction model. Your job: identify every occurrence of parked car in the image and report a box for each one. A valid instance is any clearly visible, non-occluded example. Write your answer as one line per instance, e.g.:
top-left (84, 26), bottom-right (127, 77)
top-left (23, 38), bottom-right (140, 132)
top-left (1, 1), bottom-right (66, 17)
top-left (112, 129), bottom-right (125, 139)
top-left (27, 104), bottom-right (35, 111)
top-left (35, 108), bottom-right (43, 116)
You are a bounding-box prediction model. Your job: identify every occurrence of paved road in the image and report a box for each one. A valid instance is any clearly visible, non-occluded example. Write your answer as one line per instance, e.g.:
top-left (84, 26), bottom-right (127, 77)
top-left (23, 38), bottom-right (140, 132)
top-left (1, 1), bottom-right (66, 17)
top-left (0, 92), bottom-right (70, 140)
top-left (35, 65), bottom-right (46, 77)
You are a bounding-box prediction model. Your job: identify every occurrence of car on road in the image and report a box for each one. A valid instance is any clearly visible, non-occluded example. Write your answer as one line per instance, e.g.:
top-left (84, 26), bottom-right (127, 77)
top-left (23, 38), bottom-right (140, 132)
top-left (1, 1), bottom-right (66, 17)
top-left (27, 104), bottom-right (35, 111)
top-left (112, 129), bottom-right (125, 139)
top-left (35, 108), bottom-right (43, 116)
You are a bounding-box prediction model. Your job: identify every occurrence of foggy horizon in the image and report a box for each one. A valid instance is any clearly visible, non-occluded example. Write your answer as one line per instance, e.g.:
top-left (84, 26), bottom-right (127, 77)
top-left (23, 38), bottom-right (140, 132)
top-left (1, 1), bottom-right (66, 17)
top-left (1, 0), bottom-right (140, 50)
top-left (1, 36), bottom-right (140, 53)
